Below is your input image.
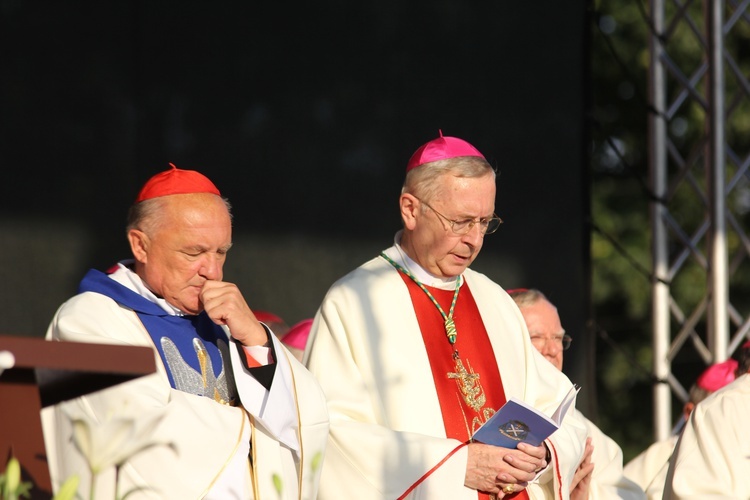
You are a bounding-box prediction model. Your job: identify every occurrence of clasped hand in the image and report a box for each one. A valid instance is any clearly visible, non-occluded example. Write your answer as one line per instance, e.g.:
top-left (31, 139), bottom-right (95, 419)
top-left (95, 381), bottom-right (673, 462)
top-left (199, 280), bottom-right (268, 346)
top-left (465, 441), bottom-right (548, 496)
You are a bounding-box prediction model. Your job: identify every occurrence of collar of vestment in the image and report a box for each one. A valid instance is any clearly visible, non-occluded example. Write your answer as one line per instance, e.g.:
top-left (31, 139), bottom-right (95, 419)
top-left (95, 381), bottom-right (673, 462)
top-left (107, 260), bottom-right (184, 315)
top-left (384, 232), bottom-right (463, 290)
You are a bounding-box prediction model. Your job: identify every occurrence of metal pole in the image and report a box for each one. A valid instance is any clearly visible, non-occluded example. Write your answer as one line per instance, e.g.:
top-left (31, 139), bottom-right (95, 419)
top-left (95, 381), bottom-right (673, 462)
top-left (649, 0), bottom-right (672, 441)
top-left (707, 0), bottom-right (729, 361)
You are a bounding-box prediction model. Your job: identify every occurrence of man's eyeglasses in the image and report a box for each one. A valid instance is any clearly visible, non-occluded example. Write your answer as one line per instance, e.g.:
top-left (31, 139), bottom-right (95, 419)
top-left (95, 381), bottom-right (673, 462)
top-left (529, 334), bottom-right (573, 351)
top-left (419, 199), bottom-right (503, 235)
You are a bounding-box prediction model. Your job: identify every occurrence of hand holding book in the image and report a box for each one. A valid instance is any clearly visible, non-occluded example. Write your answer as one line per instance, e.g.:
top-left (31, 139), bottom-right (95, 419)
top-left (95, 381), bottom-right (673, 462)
top-left (471, 384), bottom-right (580, 448)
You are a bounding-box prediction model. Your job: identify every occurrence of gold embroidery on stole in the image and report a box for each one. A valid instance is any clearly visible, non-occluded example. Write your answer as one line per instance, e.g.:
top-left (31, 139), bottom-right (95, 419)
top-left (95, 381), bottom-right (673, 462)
top-left (448, 357), bottom-right (496, 435)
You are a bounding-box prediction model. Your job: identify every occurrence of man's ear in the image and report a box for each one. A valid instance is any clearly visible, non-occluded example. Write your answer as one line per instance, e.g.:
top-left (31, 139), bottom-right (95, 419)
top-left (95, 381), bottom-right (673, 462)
top-left (399, 193), bottom-right (420, 230)
top-left (682, 401), bottom-right (695, 421)
top-left (128, 229), bottom-right (149, 264)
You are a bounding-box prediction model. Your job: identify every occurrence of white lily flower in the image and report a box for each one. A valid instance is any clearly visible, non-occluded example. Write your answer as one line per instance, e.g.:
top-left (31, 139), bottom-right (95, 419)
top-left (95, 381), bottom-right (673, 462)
top-left (67, 404), bottom-right (176, 475)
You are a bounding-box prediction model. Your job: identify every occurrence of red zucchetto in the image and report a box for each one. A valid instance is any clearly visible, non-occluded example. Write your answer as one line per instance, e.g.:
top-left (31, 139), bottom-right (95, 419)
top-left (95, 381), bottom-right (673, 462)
top-left (135, 163), bottom-right (221, 202)
top-left (406, 130), bottom-right (486, 172)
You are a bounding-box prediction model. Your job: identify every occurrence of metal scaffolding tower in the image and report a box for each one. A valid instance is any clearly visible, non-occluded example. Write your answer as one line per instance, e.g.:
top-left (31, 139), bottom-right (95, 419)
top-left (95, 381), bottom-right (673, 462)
top-left (649, 0), bottom-right (750, 440)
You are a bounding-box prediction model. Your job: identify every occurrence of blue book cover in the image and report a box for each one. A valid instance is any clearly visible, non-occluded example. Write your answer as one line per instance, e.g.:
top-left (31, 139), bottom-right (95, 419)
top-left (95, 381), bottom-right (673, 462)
top-left (471, 385), bottom-right (579, 448)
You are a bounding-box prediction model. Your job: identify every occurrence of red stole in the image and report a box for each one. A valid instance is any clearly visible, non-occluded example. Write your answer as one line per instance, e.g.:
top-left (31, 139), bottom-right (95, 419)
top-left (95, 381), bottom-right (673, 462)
top-left (399, 273), bottom-right (529, 500)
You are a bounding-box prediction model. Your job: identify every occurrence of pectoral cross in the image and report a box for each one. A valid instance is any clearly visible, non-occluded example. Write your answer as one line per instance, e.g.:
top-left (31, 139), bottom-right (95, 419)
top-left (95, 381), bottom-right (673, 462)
top-left (448, 356), bottom-right (486, 412)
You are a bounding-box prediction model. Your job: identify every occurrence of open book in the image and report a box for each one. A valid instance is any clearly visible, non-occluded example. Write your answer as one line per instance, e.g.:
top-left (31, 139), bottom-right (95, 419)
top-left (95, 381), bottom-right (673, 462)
top-left (471, 384), bottom-right (580, 448)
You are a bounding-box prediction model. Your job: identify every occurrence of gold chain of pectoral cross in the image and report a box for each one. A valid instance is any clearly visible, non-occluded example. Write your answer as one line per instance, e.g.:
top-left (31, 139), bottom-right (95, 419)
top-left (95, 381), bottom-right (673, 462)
top-left (381, 252), bottom-right (460, 344)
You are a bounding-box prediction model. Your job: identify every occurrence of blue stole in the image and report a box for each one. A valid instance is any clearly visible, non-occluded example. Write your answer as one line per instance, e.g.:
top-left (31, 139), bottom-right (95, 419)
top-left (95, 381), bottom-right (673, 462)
top-left (78, 268), bottom-right (227, 392)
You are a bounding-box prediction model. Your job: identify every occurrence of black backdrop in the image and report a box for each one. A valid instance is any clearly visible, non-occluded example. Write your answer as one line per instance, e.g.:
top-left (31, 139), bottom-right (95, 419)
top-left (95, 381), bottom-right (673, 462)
top-left (0, 0), bottom-right (592, 410)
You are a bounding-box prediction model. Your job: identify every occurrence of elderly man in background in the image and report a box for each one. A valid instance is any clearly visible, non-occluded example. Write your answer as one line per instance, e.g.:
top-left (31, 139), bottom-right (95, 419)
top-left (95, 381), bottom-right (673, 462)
top-left (304, 133), bottom-right (587, 499)
top-left (662, 342), bottom-right (750, 499)
top-left (509, 288), bottom-right (647, 500)
top-left (623, 358), bottom-right (737, 499)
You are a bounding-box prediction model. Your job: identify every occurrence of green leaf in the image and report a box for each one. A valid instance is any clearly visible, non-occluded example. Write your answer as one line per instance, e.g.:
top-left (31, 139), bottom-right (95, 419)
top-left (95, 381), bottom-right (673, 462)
top-left (52, 475), bottom-right (80, 500)
top-left (5, 457), bottom-right (21, 494)
top-left (272, 473), bottom-right (283, 494)
top-left (310, 452), bottom-right (322, 473)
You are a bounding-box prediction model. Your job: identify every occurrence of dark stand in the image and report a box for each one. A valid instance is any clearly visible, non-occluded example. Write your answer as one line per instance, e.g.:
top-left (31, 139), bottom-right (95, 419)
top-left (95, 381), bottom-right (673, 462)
top-left (0, 335), bottom-right (156, 499)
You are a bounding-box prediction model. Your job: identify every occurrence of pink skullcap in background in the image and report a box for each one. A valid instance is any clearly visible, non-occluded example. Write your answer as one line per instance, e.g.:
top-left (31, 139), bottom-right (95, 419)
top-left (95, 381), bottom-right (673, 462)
top-left (695, 359), bottom-right (738, 392)
top-left (135, 163), bottom-right (221, 202)
top-left (406, 130), bottom-right (485, 172)
top-left (743, 339), bottom-right (750, 349)
top-left (282, 319), bottom-right (313, 350)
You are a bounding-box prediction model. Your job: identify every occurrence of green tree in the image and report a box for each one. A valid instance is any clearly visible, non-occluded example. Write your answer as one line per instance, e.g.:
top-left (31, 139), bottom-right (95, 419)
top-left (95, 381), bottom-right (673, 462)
top-left (590, 0), bottom-right (750, 461)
